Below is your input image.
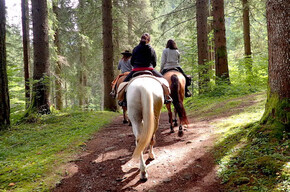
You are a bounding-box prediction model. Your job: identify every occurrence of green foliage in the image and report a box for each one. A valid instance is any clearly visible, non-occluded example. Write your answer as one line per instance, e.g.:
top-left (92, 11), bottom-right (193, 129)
top-left (185, 92), bottom-right (289, 191)
top-left (210, 94), bottom-right (289, 191)
top-left (6, 25), bottom-right (26, 122)
top-left (261, 93), bottom-right (290, 128)
top-left (0, 111), bottom-right (119, 191)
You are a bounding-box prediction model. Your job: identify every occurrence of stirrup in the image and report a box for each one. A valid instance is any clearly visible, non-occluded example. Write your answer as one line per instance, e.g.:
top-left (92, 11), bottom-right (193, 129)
top-left (118, 100), bottom-right (127, 107)
top-left (164, 96), bottom-right (173, 104)
top-left (185, 90), bottom-right (192, 97)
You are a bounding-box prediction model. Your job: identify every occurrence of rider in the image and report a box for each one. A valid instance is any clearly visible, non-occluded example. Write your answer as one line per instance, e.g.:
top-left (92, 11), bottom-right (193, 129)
top-left (160, 39), bottom-right (192, 97)
top-left (123, 33), bottom-right (163, 82)
top-left (119, 33), bottom-right (172, 106)
top-left (118, 50), bottom-right (133, 73)
top-left (110, 50), bottom-right (133, 98)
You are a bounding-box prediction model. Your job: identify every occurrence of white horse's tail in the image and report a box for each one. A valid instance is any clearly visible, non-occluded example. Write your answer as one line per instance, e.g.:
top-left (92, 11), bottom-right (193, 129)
top-left (132, 91), bottom-right (154, 159)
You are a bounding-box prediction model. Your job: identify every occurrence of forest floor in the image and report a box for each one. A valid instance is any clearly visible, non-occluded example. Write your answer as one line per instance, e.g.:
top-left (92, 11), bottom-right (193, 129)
top-left (52, 95), bottom-right (261, 192)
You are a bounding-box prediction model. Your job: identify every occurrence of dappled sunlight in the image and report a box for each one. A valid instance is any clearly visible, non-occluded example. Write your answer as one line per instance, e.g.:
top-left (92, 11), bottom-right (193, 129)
top-left (273, 162), bottom-right (290, 191)
top-left (93, 149), bottom-right (129, 164)
top-left (121, 129), bottom-right (214, 190)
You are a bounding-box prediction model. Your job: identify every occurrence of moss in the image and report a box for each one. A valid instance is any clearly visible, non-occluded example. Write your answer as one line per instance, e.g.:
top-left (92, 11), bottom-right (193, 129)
top-left (216, 46), bottom-right (227, 58)
top-left (261, 93), bottom-right (290, 131)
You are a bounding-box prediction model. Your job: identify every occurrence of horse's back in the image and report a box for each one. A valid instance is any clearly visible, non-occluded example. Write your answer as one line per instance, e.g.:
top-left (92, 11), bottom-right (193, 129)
top-left (163, 71), bottom-right (185, 86)
top-left (127, 77), bottom-right (164, 99)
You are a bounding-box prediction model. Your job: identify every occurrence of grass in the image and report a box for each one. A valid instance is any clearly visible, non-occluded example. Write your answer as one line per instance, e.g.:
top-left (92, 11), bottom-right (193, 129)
top-left (185, 91), bottom-right (289, 191)
top-left (2, 89), bottom-right (289, 191)
top-left (0, 111), bottom-right (119, 191)
top-left (189, 92), bottom-right (289, 192)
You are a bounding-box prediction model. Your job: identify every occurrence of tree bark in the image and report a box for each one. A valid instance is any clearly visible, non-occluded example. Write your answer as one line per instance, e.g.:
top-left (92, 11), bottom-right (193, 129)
top-left (113, 0), bottom-right (120, 76)
top-left (241, 0), bottom-right (252, 72)
top-left (207, 0), bottom-right (215, 63)
top-left (102, 0), bottom-right (117, 111)
top-left (30, 0), bottom-right (50, 114)
top-left (127, 0), bottom-right (133, 48)
top-left (0, 0), bottom-right (10, 129)
top-left (261, 0), bottom-right (290, 127)
top-left (212, 0), bottom-right (230, 84)
top-left (53, 1), bottom-right (63, 110)
top-left (78, 0), bottom-right (88, 109)
top-left (21, 0), bottom-right (30, 108)
top-left (196, 0), bottom-right (210, 94)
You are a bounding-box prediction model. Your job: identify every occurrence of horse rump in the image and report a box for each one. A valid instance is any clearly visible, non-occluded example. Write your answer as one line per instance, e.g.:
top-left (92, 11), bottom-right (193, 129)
top-left (170, 74), bottom-right (189, 125)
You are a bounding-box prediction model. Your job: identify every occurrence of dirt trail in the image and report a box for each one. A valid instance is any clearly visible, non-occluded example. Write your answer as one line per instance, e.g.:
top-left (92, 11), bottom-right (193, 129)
top-left (52, 109), bottom-right (225, 192)
top-left (52, 93), bottom-right (265, 192)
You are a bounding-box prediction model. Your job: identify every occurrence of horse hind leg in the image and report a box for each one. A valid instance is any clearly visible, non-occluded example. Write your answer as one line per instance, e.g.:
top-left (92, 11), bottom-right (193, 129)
top-left (148, 135), bottom-right (156, 160)
top-left (140, 147), bottom-right (148, 181)
top-left (166, 103), bottom-right (174, 133)
top-left (122, 107), bottom-right (129, 124)
top-left (178, 125), bottom-right (184, 137)
top-left (174, 109), bottom-right (178, 127)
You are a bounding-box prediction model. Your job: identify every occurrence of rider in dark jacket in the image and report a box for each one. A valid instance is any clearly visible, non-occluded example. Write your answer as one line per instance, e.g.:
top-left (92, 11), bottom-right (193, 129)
top-left (119, 33), bottom-right (171, 106)
top-left (123, 33), bottom-right (163, 82)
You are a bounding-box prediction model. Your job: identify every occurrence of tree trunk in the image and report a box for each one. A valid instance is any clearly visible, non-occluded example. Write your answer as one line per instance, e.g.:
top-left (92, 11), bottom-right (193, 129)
top-left (113, 0), bottom-right (120, 76)
top-left (30, 0), bottom-right (50, 114)
top-left (241, 0), bottom-right (252, 73)
top-left (196, 0), bottom-right (210, 94)
top-left (207, 1), bottom-right (215, 63)
top-left (78, 45), bottom-right (88, 109)
top-left (127, 0), bottom-right (133, 48)
top-left (53, 1), bottom-right (63, 110)
top-left (102, 0), bottom-right (117, 111)
top-left (261, 0), bottom-right (290, 127)
top-left (21, 0), bottom-right (30, 108)
top-left (212, 0), bottom-right (230, 84)
top-left (78, 0), bottom-right (88, 110)
top-left (0, 0), bottom-right (10, 129)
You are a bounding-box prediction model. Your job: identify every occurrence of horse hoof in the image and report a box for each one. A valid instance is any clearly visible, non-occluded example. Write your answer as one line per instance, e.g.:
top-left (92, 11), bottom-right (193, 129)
top-left (178, 130), bottom-right (184, 137)
top-left (140, 177), bottom-right (148, 182)
top-left (170, 129), bottom-right (175, 133)
top-left (123, 120), bottom-right (128, 124)
top-left (140, 172), bottom-right (148, 182)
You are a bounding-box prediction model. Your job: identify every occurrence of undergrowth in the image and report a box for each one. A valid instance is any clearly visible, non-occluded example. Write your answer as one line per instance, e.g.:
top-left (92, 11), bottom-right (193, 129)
top-left (185, 91), bottom-right (288, 191)
top-left (0, 111), bottom-right (119, 191)
top-left (210, 93), bottom-right (289, 191)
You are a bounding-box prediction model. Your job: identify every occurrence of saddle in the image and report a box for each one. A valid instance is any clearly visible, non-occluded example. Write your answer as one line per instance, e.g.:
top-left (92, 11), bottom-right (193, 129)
top-left (164, 68), bottom-right (192, 86)
top-left (132, 70), bottom-right (153, 77)
top-left (116, 73), bottom-right (170, 102)
top-left (165, 67), bottom-right (180, 73)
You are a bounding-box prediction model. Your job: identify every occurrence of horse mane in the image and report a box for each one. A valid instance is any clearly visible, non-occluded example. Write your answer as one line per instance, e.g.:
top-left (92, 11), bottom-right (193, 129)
top-left (170, 74), bottom-right (189, 125)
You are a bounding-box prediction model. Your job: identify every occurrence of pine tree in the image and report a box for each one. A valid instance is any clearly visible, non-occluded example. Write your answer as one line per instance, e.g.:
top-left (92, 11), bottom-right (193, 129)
top-left (0, 0), bottom-right (10, 129)
top-left (53, 0), bottom-right (63, 110)
top-left (196, 0), bottom-right (210, 93)
top-left (102, 0), bottom-right (117, 111)
top-left (241, 0), bottom-right (252, 73)
top-left (30, 0), bottom-right (51, 114)
top-left (212, 0), bottom-right (230, 84)
top-left (21, 0), bottom-right (30, 108)
top-left (261, 0), bottom-right (290, 128)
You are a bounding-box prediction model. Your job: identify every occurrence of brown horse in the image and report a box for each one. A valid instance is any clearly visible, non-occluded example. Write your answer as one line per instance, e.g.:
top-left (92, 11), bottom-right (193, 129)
top-left (163, 70), bottom-right (189, 136)
top-left (111, 73), bottom-right (130, 124)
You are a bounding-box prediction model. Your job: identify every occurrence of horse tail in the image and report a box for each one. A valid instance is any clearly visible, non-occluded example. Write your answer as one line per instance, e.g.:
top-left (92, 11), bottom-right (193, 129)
top-left (170, 74), bottom-right (189, 125)
top-left (132, 90), bottom-right (154, 159)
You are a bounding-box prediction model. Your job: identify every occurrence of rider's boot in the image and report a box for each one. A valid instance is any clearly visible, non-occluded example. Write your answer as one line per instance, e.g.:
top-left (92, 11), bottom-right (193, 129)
top-left (118, 93), bottom-right (127, 107)
top-left (185, 86), bottom-right (192, 97)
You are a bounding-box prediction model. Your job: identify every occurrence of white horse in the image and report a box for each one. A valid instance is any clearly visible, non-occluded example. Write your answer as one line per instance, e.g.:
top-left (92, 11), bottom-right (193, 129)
top-left (127, 76), bottom-right (165, 181)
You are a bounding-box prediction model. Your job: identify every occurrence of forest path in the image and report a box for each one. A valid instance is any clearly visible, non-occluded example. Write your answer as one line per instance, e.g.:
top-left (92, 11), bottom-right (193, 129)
top-left (52, 95), bottom-right (260, 192)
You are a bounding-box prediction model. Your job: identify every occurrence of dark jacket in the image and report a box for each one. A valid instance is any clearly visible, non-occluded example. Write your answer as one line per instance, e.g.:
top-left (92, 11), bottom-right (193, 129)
top-left (130, 42), bottom-right (157, 68)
